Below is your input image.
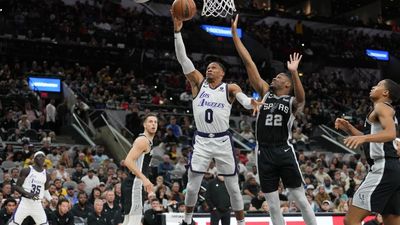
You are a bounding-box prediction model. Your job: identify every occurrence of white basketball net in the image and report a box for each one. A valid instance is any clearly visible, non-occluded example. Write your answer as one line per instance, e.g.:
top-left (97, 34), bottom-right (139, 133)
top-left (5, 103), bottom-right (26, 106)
top-left (201, 0), bottom-right (236, 17)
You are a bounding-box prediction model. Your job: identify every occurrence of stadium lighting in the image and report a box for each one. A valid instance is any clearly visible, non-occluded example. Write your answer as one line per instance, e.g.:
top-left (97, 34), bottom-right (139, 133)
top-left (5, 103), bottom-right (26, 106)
top-left (200, 25), bottom-right (242, 38)
top-left (366, 49), bottom-right (389, 61)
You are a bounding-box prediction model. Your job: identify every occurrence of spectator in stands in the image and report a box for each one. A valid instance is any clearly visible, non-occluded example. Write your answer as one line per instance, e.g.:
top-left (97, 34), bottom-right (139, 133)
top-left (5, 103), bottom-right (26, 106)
top-left (58, 152), bottom-right (73, 169)
top-left (10, 168), bottom-right (19, 186)
top-left (93, 146), bottom-right (109, 164)
top-left (32, 114), bottom-right (48, 132)
top-left (157, 155), bottom-right (174, 183)
top-left (49, 195), bottom-right (60, 211)
top-left (323, 177), bottom-right (334, 194)
top-left (56, 100), bottom-right (69, 128)
top-left (0, 198), bottom-right (17, 225)
top-left (7, 128), bottom-right (23, 142)
top-left (205, 175), bottom-right (231, 225)
top-left (143, 199), bottom-right (164, 225)
top-left (81, 168), bottom-right (100, 195)
top-left (166, 116), bottom-right (182, 138)
top-left (251, 191), bottom-right (266, 210)
top-left (47, 147), bottom-right (61, 166)
top-left (49, 198), bottom-right (74, 225)
top-left (87, 199), bottom-right (109, 225)
top-left (240, 124), bottom-right (255, 141)
top-left (72, 162), bottom-right (85, 183)
top-left (242, 175), bottom-right (261, 199)
top-left (65, 186), bottom-right (78, 205)
top-left (55, 163), bottom-right (70, 182)
top-left (319, 200), bottom-right (333, 212)
top-left (144, 192), bottom-right (158, 212)
top-left (102, 189), bottom-right (120, 224)
top-left (315, 186), bottom-right (331, 207)
top-left (163, 128), bottom-right (179, 150)
top-left (54, 179), bottom-right (67, 197)
top-left (46, 99), bottom-right (56, 131)
top-left (71, 192), bottom-right (92, 220)
top-left (72, 97), bottom-right (89, 124)
top-left (1, 111), bottom-right (16, 136)
top-left (41, 131), bottom-right (56, 144)
top-left (17, 114), bottom-right (31, 131)
top-left (1, 182), bottom-right (12, 199)
top-left (89, 187), bottom-right (102, 205)
top-left (314, 165), bottom-right (330, 184)
top-left (306, 193), bottom-right (319, 212)
top-left (74, 152), bottom-right (90, 168)
top-left (155, 184), bottom-right (170, 209)
top-left (170, 182), bottom-right (185, 203)
top-left (76, 181), bottom-right (87, 195)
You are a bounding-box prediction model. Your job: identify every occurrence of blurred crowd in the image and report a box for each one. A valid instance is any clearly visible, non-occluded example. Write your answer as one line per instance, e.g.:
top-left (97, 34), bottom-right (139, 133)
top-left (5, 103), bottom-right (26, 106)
top-left (1, 0), bottom-right (399, 59)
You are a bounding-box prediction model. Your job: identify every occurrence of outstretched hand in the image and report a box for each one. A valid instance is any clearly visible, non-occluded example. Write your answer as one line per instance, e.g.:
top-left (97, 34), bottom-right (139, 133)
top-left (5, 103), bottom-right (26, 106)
top-left (250, 99), bottom-right (263, 116)
top-left (231, 14), bottom-right (239, 36)
top-left (170, 9), bottom-right (183, 32)
top-left (287, 52), bottom-right (302, 72)
top-left (344, 135), bottom-right (366, 149)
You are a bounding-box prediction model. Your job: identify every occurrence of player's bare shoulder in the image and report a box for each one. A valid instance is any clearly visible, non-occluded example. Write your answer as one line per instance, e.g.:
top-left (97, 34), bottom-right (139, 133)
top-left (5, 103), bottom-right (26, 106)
top-left (132, 136), bottom-right (152, 153)
top-left (370, 102), bottom-right (395, 122)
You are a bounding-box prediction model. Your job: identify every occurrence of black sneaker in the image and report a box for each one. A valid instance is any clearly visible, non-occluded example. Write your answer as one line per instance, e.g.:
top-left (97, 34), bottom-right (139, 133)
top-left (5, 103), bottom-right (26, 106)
top-left (179, 220), bottom-right (195, 225)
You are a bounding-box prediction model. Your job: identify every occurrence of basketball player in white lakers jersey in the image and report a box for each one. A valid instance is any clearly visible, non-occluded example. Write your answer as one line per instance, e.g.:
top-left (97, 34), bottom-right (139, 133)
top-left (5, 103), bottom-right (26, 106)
top-left (335, 79), bottom-right (400, 225)
top-left (121, 113), bottom-right (158, 225)
top-left (172, 12), bottom-right (262, 225)
top-left (10, 151), bottom-right (50, 225)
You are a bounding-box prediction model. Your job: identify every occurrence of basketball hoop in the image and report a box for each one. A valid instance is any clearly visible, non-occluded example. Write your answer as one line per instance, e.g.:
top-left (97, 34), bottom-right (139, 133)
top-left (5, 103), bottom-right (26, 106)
top-left (202, 0), bottom-right (236, 17)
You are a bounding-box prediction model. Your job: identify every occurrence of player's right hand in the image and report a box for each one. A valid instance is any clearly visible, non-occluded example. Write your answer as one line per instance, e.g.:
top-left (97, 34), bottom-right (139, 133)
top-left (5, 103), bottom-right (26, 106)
top-left (27, 193), bottom-right (39, 200)
top-left (335, 118), bottom-right (350, 131)
top-left (170, 9), bottom-right (183, 32)
top-left (143, 178), bottom-right (154, 193)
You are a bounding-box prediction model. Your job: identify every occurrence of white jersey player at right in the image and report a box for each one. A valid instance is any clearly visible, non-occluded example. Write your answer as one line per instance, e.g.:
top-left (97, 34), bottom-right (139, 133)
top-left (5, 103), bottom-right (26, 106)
top-left (10, 151), bottom-right (50, 225)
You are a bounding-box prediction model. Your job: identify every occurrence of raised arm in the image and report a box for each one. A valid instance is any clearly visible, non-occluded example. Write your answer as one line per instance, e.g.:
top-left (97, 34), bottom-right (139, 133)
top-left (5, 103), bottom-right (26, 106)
top-left (287, 53), bottom-right (305, 113)
top-left (344, 103), bottom-right (396, 149)
top-left (172, 11), bottom-right (204, 97)
top-left (228, 83), bottom-right (264, 116)
top-left (125, 137), bottom-right (153, 193)
top-left (231, 14), bottom-right (269, 96)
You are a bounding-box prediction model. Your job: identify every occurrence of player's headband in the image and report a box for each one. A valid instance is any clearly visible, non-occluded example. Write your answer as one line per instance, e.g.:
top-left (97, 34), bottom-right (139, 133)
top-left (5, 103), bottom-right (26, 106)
top-left (33, 151), bottom-right (46, 159)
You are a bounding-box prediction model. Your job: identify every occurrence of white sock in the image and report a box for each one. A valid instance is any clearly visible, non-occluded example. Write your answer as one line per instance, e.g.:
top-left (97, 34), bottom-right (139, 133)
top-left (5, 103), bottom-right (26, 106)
top-left (184, 212), bottom-right (193, 224)
top-left (237, 219), bottom-right (245, 225)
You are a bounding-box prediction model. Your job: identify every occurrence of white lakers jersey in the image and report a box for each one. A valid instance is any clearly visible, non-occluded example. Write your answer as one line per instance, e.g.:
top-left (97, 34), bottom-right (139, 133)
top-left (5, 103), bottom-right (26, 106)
top-left (192, 81), bottom-right (231, 133)
top-left (22, 166), bottom-right (47, 200)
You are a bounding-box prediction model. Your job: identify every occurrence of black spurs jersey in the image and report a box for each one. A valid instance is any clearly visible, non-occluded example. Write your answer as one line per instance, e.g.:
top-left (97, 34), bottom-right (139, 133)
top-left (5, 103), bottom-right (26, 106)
top-left (363, 103), bottom-right (399, 162)
top-left (128, 133), bottom-right (153, 179)
top-left (256, 92), bottom-right (295, 144)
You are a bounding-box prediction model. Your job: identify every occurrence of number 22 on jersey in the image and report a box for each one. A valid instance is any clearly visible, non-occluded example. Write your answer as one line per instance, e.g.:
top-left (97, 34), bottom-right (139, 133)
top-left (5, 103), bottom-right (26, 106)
top-left (265, 114), bottom-right (282, 126)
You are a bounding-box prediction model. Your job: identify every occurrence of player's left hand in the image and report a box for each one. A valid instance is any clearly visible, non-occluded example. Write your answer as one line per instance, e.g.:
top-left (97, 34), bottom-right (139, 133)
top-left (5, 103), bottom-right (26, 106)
top-left (287, 52), bottom-right (302, 73)
top-left (231, 14), bottom-right (239, 36)
top-left (344, 136), bottom-right (366, 149)
top-left (250, 99), bottom-right (263, 116)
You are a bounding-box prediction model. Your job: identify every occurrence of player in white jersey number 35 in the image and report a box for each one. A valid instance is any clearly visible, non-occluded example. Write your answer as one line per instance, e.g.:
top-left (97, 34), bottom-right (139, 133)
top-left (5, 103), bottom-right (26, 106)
top-left (9, 151), bottom-right (51, 225)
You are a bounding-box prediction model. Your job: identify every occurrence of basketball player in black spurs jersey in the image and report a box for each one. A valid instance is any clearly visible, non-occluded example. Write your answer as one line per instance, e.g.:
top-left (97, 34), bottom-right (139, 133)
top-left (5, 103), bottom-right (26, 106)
top-left (121, 113), bottom-right (158, 225)
top-left (232, 15), bottom-right (317, 225)
top-left (335, 79), bottom-right (400, 225)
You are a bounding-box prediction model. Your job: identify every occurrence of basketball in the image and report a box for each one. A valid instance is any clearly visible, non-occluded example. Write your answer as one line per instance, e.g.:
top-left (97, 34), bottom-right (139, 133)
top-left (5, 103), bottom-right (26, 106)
top-left (172, 0), bottom-right (197, 21)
